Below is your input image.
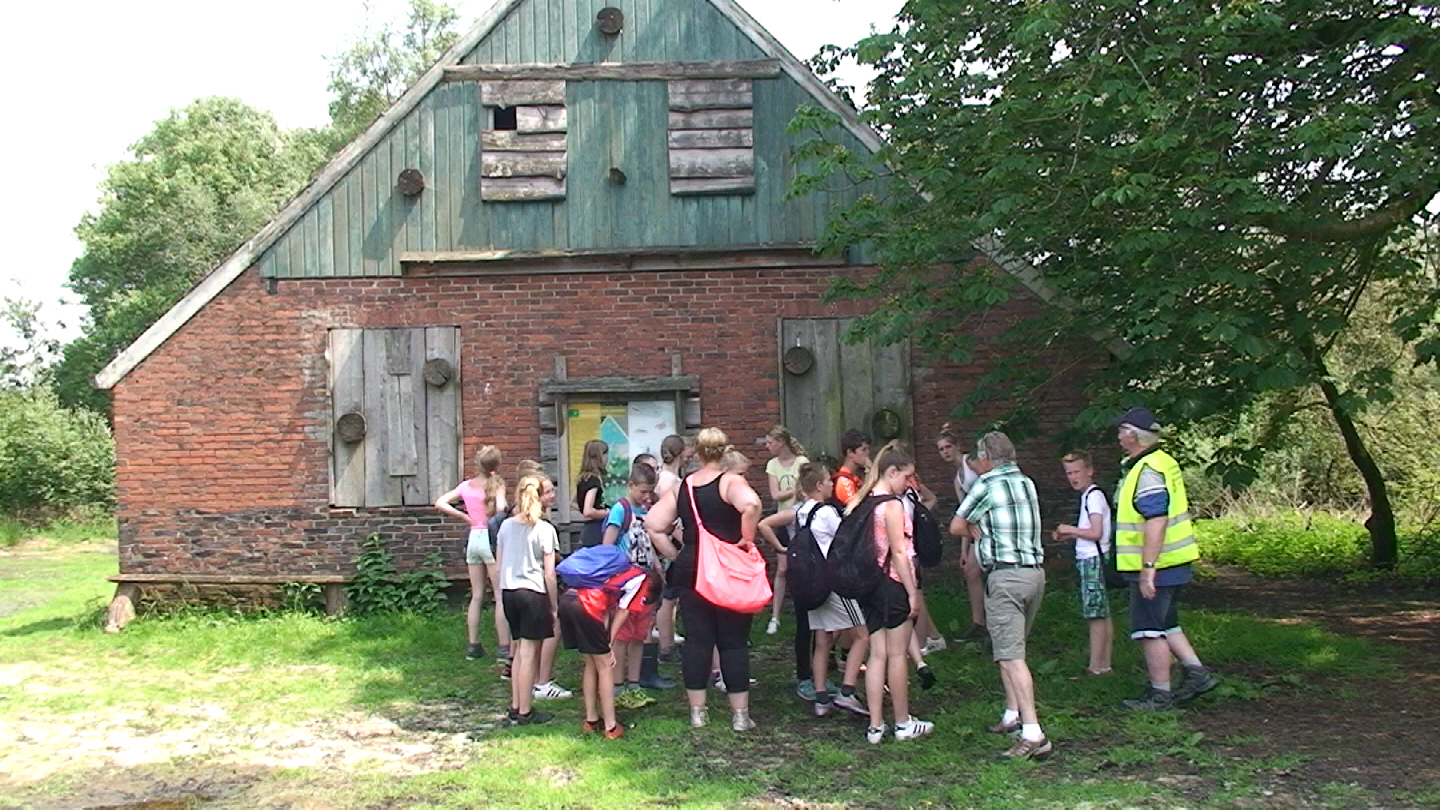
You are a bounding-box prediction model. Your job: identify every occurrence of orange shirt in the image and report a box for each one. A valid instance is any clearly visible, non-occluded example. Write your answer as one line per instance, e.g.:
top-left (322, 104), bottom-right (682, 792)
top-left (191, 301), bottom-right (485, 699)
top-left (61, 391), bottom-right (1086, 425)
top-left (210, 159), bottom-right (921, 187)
top-left (833, 468), bottom-right (863, 504)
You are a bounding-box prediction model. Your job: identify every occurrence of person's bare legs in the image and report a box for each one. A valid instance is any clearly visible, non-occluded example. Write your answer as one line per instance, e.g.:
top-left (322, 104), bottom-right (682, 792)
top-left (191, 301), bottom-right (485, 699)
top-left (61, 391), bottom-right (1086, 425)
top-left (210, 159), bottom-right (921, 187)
top-left (583, 657), bottom-right (599, 723)
top-left (888, 622), bottom-right (914, 723)
top-left (538, 635), bottom-right (558, 685)
top-left (513, 639), bottom-right (539, 715)
top-left (1165, 630), bottom-right (1201, 666)
top-left (811, 630), bottom-right (833, 692)
top-left (964, 548), bottom-right (986, 630)
top-left (626, 641), bottom-right (643, 684)
top-left (865, 628), bottom-right (889, 730)
top-left (658, 596), bottom-right (678, 652)
top-left (998, 659), bottom-right (1038, 725)
top-left (726, 689), bottom-right (749, 713)
top-left (1143, 637), bottom-right (1174, 684)
top-left (770, 556), bottom-right (788, 627)
top-left (843, 628), bottom-right (868, 690)
top-left (612, 642), bottom-right (630, 686)
top-left (1089, 617), bottom-right (1114, 672)
top-left (595, 654), bottom-right (618, 729)
top-left (907, 626), bottom-right (925, 669)
top-left (488, 565), bottom-right (509, 651)
top-left (466, 565), bottom-right (485, 646)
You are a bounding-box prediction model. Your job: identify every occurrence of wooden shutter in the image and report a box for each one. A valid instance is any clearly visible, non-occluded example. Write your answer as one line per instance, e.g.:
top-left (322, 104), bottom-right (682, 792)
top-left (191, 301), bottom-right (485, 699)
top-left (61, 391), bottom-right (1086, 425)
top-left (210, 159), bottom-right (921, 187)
top-left (667, 79), bottom-right (755, 196)
top-left (479, 81), bottom-right (568, 202)
top-left (328, 327), bottom-right (461, 507)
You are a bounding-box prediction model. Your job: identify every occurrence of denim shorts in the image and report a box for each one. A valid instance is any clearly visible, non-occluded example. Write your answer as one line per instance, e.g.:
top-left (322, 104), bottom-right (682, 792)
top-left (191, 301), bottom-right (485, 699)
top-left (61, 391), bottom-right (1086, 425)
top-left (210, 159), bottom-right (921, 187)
top-left (1128, 582), bottom-right (1184, 639)
top-left (465, 527), bottom-right (494, 565)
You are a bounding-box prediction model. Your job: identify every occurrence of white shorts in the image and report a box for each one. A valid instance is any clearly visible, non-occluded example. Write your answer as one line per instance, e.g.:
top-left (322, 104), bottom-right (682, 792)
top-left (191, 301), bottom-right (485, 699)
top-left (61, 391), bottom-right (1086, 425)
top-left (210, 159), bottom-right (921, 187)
top-left (808, 592), bottom-right (865, 632)
top-left (465, 527), bottom-right (495, 565)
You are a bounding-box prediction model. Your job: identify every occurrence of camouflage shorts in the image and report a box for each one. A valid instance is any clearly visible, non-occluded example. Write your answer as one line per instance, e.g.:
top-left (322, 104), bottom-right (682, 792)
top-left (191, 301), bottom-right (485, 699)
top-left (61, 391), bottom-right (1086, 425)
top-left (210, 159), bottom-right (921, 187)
top-left (1076, 556), bottom-right (1110, 620)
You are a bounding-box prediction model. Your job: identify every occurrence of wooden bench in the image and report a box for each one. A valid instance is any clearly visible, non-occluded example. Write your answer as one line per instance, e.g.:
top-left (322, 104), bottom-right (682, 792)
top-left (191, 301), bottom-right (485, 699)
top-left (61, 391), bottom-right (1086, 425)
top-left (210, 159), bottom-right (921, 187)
top-left (103, 572), bottom-right (470, 632)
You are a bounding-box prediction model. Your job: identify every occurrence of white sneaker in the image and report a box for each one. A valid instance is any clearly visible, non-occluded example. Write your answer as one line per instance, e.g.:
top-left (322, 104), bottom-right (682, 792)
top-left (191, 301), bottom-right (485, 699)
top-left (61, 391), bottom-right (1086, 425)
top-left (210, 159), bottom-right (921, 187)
top-left (731, 711), bottom-right (756, 732)
top-left (690, 706), bottom-right (708, 728)
top-left (766, 618), bottom-right (780, 635)
top-left (866, 724), bottom-right (887, 745)
top-left (895, 716), bottom-right (935, 741)
top-left (532, 681), bottom-right (572, 700)
top-left (813, 700), bottom-right (831, 717)
top-left (832, 692), bottom-right (867, 716)
top-left (921, 636), bottom-right (948, 655)
top-left (673, 633), bottom-right (684, 643)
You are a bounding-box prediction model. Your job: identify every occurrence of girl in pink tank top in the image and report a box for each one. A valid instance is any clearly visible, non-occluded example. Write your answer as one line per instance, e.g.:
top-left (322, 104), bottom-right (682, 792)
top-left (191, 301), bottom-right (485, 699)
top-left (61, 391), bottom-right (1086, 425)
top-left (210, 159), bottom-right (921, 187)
top-left (435, 445), bottom-right (509, 661)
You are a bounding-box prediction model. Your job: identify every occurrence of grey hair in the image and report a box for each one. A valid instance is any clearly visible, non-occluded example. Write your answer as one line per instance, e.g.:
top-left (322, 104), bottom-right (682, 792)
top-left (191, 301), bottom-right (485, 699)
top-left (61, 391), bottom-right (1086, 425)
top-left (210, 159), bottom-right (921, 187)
top-left (975, 431), bottom-right (1016, 464)
top-left (1122, 424), bottom-right (1161, 448)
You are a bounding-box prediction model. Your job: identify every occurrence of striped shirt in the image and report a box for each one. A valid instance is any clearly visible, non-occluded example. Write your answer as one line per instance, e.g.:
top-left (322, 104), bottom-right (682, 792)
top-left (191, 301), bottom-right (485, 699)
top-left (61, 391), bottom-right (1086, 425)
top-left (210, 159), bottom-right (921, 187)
top-left (956, 463), bottom-right (1044, 570)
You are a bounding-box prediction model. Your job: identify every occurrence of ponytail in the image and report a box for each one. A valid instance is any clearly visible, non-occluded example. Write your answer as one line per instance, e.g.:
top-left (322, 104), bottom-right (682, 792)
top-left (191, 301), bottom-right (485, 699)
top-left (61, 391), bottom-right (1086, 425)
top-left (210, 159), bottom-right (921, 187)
top-left (514, 475), bottom-right (549, 524)
top-left (845, 441), bottom-right (914, 514)
top-left (767, 425), bottom-right (807, 458)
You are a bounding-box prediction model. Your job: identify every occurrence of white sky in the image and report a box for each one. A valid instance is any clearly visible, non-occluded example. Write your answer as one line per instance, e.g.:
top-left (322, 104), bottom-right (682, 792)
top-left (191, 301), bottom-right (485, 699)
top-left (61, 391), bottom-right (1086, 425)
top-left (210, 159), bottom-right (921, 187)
top-left (0, 0), bottom-right (901, 345)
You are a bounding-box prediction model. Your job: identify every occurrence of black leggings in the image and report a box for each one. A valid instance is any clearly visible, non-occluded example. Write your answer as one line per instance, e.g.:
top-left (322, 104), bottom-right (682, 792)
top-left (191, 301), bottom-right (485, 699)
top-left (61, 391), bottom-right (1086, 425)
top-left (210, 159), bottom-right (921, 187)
top-left (794, 607), bottom-right (812, 681)
top-left (679, 588), bottom-right (753, 693)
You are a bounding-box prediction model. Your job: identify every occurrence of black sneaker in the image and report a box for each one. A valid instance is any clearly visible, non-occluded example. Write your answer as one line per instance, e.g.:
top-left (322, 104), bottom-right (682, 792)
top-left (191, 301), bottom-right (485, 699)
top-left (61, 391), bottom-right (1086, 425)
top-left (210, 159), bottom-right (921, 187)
top-left (506, 707), bottom-right (520, 724)
top-left (1174, 667), bottom-right (1219, 703)
top-left (515, 710), bottom-right (553, 725)
top-left (465, 642), bottom-right (486, 661)
top-left (1121, 687), bottom-right (1175, 712)
top-left (918, 665), bottom-right (937, 691)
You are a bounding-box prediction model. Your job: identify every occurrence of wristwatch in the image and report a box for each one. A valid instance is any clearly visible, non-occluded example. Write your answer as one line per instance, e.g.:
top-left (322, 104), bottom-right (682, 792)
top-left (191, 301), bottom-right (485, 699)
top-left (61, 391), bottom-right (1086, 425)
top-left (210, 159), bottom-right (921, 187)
top-left (1142, 561), bottom-right (1158, 570)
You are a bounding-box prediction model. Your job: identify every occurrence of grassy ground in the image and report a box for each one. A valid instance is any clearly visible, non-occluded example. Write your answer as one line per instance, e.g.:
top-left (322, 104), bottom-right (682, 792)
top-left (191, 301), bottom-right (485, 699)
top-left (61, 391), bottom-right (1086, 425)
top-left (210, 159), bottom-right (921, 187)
top-left (1, 537), bottom-right (1433, 809)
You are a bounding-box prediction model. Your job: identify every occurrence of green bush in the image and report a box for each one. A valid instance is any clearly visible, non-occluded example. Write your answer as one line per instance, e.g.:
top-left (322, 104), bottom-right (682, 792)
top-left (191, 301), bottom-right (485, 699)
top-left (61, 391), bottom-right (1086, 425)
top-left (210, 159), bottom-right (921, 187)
top-left (1199, 512), bottom-right (1440, 582)
top-left (0, 390), bottom-right (114, 516)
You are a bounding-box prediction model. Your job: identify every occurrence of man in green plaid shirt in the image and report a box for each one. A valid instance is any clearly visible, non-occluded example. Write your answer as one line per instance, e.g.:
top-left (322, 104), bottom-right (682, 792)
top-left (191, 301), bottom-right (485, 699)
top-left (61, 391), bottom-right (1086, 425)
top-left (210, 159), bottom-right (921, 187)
top-left (950, 431), bottom-right (1050, 761)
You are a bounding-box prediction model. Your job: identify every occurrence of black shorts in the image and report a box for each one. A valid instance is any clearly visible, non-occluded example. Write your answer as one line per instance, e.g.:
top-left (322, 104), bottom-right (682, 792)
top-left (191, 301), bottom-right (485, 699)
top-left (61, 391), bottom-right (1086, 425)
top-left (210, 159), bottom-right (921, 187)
top-left (558, 594), bottom-right (609, 654)
top-left (863, 578), bottom-right (910, 633)
top-left (502, 588), bottom-right (554, 641)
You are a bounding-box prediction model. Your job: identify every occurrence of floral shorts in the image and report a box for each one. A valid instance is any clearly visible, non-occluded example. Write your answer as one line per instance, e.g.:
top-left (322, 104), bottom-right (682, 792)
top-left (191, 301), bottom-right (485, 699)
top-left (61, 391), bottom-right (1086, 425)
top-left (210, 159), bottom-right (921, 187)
top-left (1076, 556), bottom-right (1110, 620)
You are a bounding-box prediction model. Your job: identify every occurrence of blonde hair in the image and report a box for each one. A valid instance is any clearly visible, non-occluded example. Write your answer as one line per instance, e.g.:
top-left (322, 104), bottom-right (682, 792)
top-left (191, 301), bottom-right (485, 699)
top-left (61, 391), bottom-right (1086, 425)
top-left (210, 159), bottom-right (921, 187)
top-left (474, 445), bottom-right (504, 505)
top-left (846, 441), bottom-right (914, 514)
top-left (1061, 450), bottom-right (1093, 468)
top-left (722, 449), bottom-right (750, 473)
top-left (766, 425), bottom-right (806, 458)
top-left (580, 439), bottom-right (609, 483)
top-left (797, 462), bottom-right (830, 496)
top-left (937, 422), bottom-right (962, 446)
top-left (514, 475), bottom-right (551, 524)
top-left (695, 427), bottom-right (729, 464)
top-left (516, 459), bottom-right (544, 478)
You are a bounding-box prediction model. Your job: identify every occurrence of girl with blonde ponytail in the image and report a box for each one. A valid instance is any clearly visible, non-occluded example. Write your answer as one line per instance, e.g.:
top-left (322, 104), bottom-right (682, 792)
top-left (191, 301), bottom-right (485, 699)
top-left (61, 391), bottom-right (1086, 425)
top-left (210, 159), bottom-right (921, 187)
top-left (435, 445), bottom-right (509, 662)
top-left (495, 474), bottom-right (570, 722)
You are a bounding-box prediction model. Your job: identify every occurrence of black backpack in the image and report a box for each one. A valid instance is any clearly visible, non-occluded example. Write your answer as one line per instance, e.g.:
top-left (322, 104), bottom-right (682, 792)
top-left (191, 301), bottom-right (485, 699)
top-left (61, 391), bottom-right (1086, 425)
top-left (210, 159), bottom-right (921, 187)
top-left (1081, 485), bottom-right (1127, 590)
top-left (787, 503), bottom-right (838, 612)
top-left (909, 491), bottom-right (943, 569)
top-left (827, 494), bottom-right (899, 600)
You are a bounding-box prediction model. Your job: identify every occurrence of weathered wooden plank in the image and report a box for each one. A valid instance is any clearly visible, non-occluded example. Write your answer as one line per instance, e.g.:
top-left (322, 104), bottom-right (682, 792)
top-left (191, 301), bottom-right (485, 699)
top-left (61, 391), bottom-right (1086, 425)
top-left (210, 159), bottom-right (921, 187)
top-left (480, 176), bottom-right (567, 202)
top-left (387, 374), bottom-right (419, 479)
top-left (317, 195), bottom-right (335, 276)
top-left (670, 177), bottom-right (756, 196)
top-left (669, 148), bottom-right (754, 179)
top-left (839, 319), bottom-right (876, 440)
top-left (538, 376), bottom-right (699, 397)
top-left (419, 99), bottom-right (436, 253)
top-left (538, 404), bottom-right (557, 431)
top-left (481, 131), bottom-right (567, 152)
top-left (668, 79), bottom-right (753, 111)
top-left (332, 181), bottom-right (350, 276)
top-left (444, 59), bottom-right (782, 82)
top-left (685, 395), bottom-right (702, 429)
top-left (301, 206), bottom-right (320, 277)
top-left (385, 329), bottom-right (413, 375)
top-left (425, 327), bottom-right (460, 500)
top-left (433, 87), bottom-right (453, 253)
top-left (358, 153), bottom-right (377, 276)
top-left (813, 319), bottom-right (845, 459)
top-left (480, 151), bottom-right (567, 179)
top-left (480, 79), bottom-right (565, 106)
top-left (872, 338), bottom-right (913, 444)
top-left (401, 327), bottom-right (428, 505)
top-left (538, 434), bottom-right (561, 462)
top-left (363, 329), bottom-right (403, 506)
top-left (667, 109), bottom-right (753, 130)
top-left (781, 319), bottom-right (819, 457)
top-left (667, 128), bottom-right (753, 149)
top-left (516, 105), bottom-right (567, 133)
top-left (330, 329), bottom-right (366, 507)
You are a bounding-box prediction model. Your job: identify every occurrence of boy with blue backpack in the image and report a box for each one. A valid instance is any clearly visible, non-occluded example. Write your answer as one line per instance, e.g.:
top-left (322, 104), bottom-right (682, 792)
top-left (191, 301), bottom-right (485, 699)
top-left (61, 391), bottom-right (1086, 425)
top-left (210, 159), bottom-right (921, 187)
top-left (759, 463), bottom-right (870, 718)
top-left (603, 463), bottom-right (664, 701)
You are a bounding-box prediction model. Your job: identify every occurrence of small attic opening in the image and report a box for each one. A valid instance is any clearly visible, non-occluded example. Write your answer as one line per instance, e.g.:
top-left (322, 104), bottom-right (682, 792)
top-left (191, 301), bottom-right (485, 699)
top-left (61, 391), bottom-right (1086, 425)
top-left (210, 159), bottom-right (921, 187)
top-left (492, 106), bottom-right (518, 131)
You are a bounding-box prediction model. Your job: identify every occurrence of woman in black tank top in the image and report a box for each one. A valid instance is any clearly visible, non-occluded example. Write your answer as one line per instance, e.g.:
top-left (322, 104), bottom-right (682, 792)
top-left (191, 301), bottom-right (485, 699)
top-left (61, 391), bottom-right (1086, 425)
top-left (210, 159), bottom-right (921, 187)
top-left (645, 428), bottom-right (762, 732)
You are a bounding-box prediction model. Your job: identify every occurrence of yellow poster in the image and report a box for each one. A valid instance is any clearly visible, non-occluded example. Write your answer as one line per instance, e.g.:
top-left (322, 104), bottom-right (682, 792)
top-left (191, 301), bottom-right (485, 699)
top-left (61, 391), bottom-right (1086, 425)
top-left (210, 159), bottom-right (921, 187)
top-left (564, 400), bottom-right (676, 510)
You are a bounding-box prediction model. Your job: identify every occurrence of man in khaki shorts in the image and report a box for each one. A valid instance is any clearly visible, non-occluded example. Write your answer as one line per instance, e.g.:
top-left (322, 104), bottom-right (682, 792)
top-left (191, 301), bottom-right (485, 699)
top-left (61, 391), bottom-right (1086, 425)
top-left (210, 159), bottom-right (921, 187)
top-left (951, 431), bottom-right (1050, 761)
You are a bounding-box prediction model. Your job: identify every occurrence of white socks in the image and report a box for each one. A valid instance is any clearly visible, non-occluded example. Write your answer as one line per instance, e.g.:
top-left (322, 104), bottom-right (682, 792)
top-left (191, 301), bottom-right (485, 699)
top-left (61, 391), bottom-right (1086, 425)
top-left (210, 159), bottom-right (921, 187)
top-left (1001, 708), bottom-right (1020, 725)
top-left (1022, 723), bottom-right (1043, 742)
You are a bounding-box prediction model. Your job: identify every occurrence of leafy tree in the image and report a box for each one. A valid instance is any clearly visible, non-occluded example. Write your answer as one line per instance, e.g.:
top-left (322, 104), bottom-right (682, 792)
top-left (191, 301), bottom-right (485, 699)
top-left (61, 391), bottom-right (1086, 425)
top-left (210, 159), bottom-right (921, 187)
top-left (55, 97), bottom-right (331, 412)
top-left (327, 0), bottom-right (461, 144)
top-left (0, 388), bottom-right (114, 516)
top-left (796, 0), bottom-right (1439, 568)
top-left (1, 297), bottom-right (63, 390)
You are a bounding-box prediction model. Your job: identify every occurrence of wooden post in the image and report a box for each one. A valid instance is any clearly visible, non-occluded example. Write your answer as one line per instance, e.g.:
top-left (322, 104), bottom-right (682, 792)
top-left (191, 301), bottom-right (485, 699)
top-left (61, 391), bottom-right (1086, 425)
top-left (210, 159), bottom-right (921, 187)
top-left (324, 583), bottom-right (349, 617)
top-left (103, 583), bottom-right (139, 633)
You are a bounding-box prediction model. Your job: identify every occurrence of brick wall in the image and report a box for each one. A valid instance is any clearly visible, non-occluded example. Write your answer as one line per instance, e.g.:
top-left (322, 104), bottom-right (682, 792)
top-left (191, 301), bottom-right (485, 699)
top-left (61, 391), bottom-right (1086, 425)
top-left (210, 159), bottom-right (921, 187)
top-left (113, 263), bottom-right (1106, 577)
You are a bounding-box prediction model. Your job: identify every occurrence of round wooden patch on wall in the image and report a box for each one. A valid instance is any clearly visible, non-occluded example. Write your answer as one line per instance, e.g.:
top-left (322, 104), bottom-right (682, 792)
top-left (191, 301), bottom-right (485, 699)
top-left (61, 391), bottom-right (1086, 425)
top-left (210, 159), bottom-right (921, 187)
top-left (397, 168), bottom-right (426, 197)
top-left (423, 358), bottom-right (454, 387)
top-left (337, 412), bottom-right (367, 443)
top-left (783, 346), bottom-right (814, 375)
top-left (596, 7), bottom-right (624, 35)
top-left (871, 407), bottom-right (903, 442)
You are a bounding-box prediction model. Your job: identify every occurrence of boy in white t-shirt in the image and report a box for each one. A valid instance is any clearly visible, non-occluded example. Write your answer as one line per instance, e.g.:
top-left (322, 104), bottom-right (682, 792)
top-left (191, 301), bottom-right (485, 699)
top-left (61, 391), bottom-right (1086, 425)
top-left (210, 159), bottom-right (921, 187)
top-left (1053, 451), bottom-right (1114, 676)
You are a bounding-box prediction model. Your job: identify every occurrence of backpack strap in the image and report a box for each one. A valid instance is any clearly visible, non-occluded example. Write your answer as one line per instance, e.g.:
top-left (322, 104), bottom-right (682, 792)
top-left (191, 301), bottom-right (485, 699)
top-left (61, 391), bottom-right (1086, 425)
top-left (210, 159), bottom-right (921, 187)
top-left (1080, 485), bottom-right (1111, 554)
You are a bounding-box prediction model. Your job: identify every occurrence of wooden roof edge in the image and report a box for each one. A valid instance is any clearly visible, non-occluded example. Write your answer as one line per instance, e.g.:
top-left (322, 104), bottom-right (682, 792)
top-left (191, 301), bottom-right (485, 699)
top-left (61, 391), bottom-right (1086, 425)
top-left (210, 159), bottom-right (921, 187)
top-left (93, 0), bottom-right (528, 391)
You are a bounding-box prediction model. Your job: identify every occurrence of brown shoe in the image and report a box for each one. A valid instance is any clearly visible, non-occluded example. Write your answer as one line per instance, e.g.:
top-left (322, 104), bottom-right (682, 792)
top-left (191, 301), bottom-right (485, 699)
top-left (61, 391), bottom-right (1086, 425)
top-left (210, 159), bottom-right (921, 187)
top-left (581, 718), bottom-right (602, 734)
top-left (987, 719), bottom-right (1021, 735)
top-left (1001, 736), bottom-right (1053, 760)
top-left (603, 722), bottom-right (626, 740)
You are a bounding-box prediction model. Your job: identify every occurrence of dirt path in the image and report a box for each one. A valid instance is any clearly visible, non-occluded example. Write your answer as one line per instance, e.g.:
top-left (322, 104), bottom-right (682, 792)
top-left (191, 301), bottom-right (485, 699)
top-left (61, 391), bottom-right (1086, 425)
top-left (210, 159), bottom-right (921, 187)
top-left (1184, 568), bottom-right (1440, 806)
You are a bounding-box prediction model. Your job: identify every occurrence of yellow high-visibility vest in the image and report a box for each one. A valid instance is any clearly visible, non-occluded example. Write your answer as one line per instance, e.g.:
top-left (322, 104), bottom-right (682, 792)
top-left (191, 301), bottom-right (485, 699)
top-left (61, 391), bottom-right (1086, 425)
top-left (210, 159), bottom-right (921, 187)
top-left (1114, 449), bottom-right (1198, 571)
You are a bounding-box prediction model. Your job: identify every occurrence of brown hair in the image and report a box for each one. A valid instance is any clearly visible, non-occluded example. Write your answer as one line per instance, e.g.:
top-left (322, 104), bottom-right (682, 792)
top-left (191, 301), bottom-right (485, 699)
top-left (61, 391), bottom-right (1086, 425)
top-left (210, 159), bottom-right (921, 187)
top-left (515, 459), bottom-right (544, 478)
top-left (579, 439), bottom-right (609, 483)
top-left (797, 462), bottom-right (830, 496)
top-left (660, 434), bottom-right (687, 465)
top-left (846, 441), bottom-right (914, 513)
top-left (628, 462), bottom-right (658, 487)
top-left (695, 427), bottom-right (730, 464)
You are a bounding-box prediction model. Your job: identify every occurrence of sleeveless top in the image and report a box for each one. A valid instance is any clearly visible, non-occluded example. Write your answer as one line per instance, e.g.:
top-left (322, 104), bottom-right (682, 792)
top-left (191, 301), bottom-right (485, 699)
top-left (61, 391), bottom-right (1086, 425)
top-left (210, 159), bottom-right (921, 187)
top-left (457, 479), bottom-right (489, 529)
top-left (670, 475), bottom-right (743, 590)
top-left (872, 499), bottom-right (914, 582)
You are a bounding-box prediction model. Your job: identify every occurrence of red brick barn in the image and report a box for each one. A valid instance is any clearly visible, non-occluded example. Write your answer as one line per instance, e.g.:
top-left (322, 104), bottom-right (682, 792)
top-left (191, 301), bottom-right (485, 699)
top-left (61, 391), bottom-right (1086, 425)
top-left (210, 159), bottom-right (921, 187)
top-left (95, 0), bottom-right (1104, 625)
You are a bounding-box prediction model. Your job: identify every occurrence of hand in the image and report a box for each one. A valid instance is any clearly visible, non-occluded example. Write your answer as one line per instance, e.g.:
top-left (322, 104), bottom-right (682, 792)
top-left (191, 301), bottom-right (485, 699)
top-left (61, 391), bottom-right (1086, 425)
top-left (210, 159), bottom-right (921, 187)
top-left (958, 550), bottom-right (972, 572)
top-left (1051, 527), bottom-right (1062, 542)
top-left (1139, 568), bottom-right (1157, 600)
top-left (605, 651), bottom-right (616, 670)
top-left (907, 592), bottom-right (919, 619)
top-left (737, 537), bottom-right (755, 552)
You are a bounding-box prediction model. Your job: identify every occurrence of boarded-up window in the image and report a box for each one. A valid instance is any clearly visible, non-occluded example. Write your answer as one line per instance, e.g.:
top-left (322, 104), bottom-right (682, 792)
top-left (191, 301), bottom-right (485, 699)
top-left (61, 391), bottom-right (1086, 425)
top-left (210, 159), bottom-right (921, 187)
top-left (480, 81), bottom-right (568, 202)
top-left (667, 79), bottom-right (755, 196)
top-left (328, 327), bottom-right (461, 508)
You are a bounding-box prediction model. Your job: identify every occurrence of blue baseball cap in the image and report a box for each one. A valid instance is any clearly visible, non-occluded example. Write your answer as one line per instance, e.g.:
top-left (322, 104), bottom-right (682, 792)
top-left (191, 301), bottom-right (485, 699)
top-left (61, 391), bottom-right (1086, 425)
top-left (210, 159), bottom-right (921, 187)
top-left (1112, 407), bottom-right (1161, 431)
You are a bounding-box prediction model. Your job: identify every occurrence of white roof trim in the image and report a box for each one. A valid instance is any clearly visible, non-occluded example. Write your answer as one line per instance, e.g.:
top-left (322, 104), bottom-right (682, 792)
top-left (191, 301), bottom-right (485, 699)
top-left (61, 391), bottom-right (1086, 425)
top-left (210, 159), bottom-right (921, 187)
top-left (94, 0), bottom-right (527, 390)
top-left (97, 0), bottom-right (1109, 391)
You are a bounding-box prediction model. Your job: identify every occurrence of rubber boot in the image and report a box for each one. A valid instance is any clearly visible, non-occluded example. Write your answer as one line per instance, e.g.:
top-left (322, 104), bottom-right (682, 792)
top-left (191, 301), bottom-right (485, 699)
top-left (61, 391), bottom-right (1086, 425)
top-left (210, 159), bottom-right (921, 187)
top-left (638, 641), bottom-right (676, 689)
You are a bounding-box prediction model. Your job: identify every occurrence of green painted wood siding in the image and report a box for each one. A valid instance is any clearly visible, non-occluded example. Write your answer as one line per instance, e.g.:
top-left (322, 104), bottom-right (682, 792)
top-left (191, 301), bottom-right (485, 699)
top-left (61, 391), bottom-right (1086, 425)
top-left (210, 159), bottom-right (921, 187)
top-left (259, 0), bottom-right (875, 278)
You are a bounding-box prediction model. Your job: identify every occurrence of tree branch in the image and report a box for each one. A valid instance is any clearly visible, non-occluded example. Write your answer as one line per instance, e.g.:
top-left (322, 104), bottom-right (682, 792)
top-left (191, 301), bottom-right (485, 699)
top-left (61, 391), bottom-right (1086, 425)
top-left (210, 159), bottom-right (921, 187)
top-left (1258, 188), bottom-right (1439, 243)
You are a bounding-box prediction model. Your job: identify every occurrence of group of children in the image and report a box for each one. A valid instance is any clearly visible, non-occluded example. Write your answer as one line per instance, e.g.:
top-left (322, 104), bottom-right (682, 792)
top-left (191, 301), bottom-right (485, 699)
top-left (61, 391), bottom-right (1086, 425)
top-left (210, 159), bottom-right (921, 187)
top-left (434, 422), bottom-right (1117, 743)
